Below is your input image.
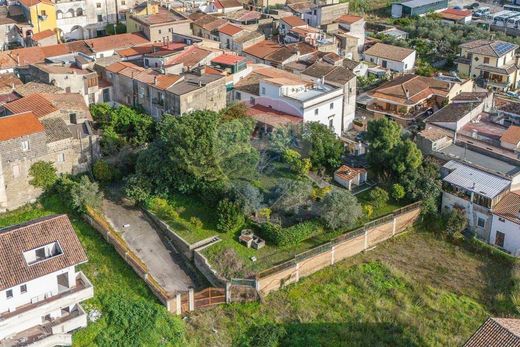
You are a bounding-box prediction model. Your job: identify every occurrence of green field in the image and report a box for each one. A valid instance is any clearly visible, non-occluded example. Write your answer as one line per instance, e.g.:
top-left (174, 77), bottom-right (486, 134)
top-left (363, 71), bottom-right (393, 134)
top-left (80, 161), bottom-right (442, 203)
top-left (185, 230), bottom-right (520, 346)
top-left (0, 195), bottom-right (185, 347)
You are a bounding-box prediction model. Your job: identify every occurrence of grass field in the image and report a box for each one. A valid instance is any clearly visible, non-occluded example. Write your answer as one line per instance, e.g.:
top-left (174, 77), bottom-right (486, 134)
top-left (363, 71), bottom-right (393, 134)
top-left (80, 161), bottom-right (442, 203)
top-left (185, 230), bottom-right (520, 346)
top-left (0, 195), bottom-right (185, 347)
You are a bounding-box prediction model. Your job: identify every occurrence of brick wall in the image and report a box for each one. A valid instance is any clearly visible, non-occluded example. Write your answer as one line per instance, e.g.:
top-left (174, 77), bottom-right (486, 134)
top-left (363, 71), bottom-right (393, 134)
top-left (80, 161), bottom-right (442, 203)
top-left (256, 205), bottom-right (421, 296)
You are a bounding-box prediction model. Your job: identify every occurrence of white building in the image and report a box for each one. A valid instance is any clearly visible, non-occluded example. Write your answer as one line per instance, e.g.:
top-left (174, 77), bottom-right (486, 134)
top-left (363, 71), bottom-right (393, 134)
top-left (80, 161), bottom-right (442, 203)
top-left (84, 0), bottom-right (137, 38)
top-left (234, 66), bottom-right (344, 135)
top-left (0, 214), bottom-right (93, 345)
top-left (441, 160), bottom-right (511, 242)
top-left (55, 0), bottom-right (88, 41)
top-left (490, 191), bottom-right (520, 256)
top-left (363, 43), bottom-right (416, 73)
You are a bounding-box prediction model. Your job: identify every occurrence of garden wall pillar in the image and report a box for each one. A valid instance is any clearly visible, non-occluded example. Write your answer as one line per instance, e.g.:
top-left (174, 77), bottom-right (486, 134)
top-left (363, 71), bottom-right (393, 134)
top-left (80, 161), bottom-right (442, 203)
top-left (176, 293), bottom-right (182, 315)
top-left (225, 282), bottom-right (231, 304)
top-left (188, 287), bottom-right (195, 311)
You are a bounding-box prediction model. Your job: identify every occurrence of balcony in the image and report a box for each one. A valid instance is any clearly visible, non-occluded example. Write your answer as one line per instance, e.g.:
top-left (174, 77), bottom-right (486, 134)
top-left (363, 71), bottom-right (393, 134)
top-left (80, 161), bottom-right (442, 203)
top-left (367, 102), bottom-right (432, 120)
top-left (0, 272), bottom-right (93, 336)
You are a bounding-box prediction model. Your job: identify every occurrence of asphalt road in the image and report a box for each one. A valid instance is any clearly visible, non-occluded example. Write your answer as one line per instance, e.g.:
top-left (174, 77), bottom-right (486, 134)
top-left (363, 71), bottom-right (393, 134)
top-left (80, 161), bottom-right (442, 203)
top-left (102, 198), bottom-right (198, 294)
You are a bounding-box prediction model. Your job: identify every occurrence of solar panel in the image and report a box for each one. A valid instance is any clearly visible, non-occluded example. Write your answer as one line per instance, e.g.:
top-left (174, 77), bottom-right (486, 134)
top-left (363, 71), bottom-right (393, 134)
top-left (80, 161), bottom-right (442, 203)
top-left (494, 42), bottom-right (516, 55)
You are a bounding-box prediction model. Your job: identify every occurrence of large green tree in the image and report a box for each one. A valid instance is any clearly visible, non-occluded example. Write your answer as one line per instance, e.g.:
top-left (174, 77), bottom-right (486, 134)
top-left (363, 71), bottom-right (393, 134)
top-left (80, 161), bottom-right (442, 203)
top-left (320, 189), bottom-right (362, 230)
top-left (365, 118), bottom-right (402, 176)
top-left (303, 122), bottom-right (343, 171)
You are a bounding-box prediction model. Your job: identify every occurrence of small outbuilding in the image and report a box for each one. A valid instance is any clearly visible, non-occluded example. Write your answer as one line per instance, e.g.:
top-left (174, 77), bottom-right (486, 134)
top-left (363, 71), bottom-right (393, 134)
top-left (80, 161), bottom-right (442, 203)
top-left (334, 165), bottom-right (367, 190)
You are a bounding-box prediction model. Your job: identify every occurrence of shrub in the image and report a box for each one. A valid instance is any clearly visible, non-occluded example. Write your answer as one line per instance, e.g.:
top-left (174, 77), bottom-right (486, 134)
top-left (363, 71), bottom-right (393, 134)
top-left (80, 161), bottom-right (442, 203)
top-left (70, 176), bottom-right (103, 212)
top-left (258, 207), bottom-right (271, 220)
top-left (149, 197), bottom-right (179, 220)
top-left (363, 204), bottom-right (373, 219)
top-left (391, 183), bottom-right (405, 201)
top-left (247, 323), bottom-right (287, 347)
top-left (444, 208), bottom-right (467, 236)
top-left (260, 221), bottom-right (317, 246)
top-left (282, 148), bottom-right (311, 177)
top-left (216, 199), bottom-right (245, 232)
top-left (123, 174), bottom-right (152, 204)
top-left (93, 160), bottom-right (113, 183)
top-left (369, 187), bottom-right (389, 209)
top-left (29, 161), bottom-right (57, 190)
top-left (190, 216), bottom-right (203, 229)
top-left (311, 186), bottom-right (332, 201)
top-left (320, 190), bottom-right (362, 230)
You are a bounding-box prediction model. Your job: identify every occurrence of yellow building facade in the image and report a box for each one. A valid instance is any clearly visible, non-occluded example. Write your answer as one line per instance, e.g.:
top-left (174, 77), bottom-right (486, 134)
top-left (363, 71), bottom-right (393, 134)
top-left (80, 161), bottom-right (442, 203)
top-left (20, 0), bottom-right (57, 34)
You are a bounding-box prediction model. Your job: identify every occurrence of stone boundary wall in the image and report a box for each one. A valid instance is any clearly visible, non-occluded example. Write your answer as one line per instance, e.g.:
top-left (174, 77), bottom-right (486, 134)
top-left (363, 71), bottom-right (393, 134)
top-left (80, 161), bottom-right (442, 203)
top-left (83, 207), bottom-right (177, 312)
top-left (256, 203), bottom-right (421, 296)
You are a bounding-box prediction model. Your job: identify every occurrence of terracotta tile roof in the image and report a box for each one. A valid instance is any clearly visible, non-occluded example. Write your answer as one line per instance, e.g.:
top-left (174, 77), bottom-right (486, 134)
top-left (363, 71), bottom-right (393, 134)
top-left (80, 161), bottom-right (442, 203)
top-left (18, 0), bottom-right (52, 7)
top-left (211, 54), bottom-right (245, 65)
top-left (0, 215), bottom-right (88, 291)
top-left (5, 93), bottom-right (58, 118)
top-left (460, 40), bottom-right (518, 58)
top-left (364, 43), bottom-right (415, 62)
top-left (14, 82), bottom-right (63, 97)
top-left (130, 8), bottom-right (188, 25)
top-left (335, 165), bottom-right (366, 181)
top-left (214, 0), bottom-right (242, 9)
top-left (0, 111), bottom-right (44, 141)
top-left (492, 192), bottom-right (520, 225)
top-left (280, 15), bottom-right (307, 27)
top-left (218, 23), bottom-right (243, 36)
top-left (116, 44), bottom-right (155, 57)
top-left (84, 33), bottom-right (149, 52)
top-left (0, 73), bottom-right (22, 91)
top-left (204, 66), bottom-right (224, 75)
top-left (106, 61), bottom-right (144, 74)
top-left (243, 40), bottom-right (282, 59)
top-left (193, 14), bottom-right (228, 31)
top-left (426, 102), bottom-right (479, 123)
top-left (247, 104), bottom-right (301, 127)
top-left (41, 117), bottom-right (72, 143)
top-left (167, 46), bottom-right (212, 68)
top-left (369, 74), bottom-right (451, 106)
top-left (335, 14), bottom-right (363, 24)
top-left (41, 93), bottom-right (90, 115)
top-left (226, 9), bottom-right (261, 22)
top-left (291, 26), bottom-right (319, 36)
top-left (464, 317), bottom-right (520, 346)
top-left (495, 97), bottom-right (520, 115)
top-left (303, 62), bottom-right (355, 85)
top-left (152, 74), bottom-right (181, 90)
top-left (31, 29), bottom-right (55, 41)
top-left (440, 8), bottom-right (472, 20)
top-left (500, 125), bottom-right (520, 146)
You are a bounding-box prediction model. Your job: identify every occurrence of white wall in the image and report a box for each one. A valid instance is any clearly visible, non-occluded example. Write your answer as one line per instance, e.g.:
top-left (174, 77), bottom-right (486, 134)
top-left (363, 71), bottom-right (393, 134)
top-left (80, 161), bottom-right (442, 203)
top-left (0, 267), bottom-right (76, 314)
top-left (364, 51), bottom-right (416, 72)
top-left (490, 215), bottom-right (520, 256)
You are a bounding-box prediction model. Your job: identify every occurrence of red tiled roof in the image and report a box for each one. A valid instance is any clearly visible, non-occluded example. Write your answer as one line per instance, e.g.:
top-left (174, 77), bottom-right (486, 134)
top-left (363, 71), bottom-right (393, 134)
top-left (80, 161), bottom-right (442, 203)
top-left (0, 111), bottom-right (44, 141)
top-left (336, 14), bottom-right (363, 25)
top-left (243, 40), bottom-right (282, 59)
top-left (152, 74), bottom-right (181, 90)
top-left (464, 317), bottom-right (520, 346)
top-left (334, 165), bottom-right (366, 181)
top-left (18, 0), bottom-right (53, 7)
top-left (84, 33), bottom-right (149, 52)
top-left (218, 23), bottom-right (243, 36)
top-left (500, 125), bottom-right (520, 145)
top-left (0, 215), bottom-right (88, 291)
top-left (214, 0), bottom-right (242, 9)
top-left (5, 93), bottom-right (58, 118)
top-left (440, 8), bottom-right (472, 21)
top-left (211, 54), bottom-right (245, 65)
top-left (167, 46), bottom-right (212, 68)
top-left (280, 15), bottom-right (307, 27)
top-left (31, 29), bottom-right (56, 41)
top-left (247, 104), bottom-right (301, 127)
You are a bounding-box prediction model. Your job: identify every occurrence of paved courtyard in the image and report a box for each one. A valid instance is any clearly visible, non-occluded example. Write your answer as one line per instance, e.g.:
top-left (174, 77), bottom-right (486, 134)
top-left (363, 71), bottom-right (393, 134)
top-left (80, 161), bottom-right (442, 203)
top-left (102, 198), bottom-right (199, 294)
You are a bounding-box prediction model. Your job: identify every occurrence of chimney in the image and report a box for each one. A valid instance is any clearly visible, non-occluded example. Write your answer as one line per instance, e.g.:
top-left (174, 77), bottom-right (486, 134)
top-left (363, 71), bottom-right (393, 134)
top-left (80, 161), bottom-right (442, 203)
top-left (405, 89), bottom-right (410, 99)
top-left (154, 76), bottom-right (157, 85)
top-left (198, 80), bottom-right (202, 87)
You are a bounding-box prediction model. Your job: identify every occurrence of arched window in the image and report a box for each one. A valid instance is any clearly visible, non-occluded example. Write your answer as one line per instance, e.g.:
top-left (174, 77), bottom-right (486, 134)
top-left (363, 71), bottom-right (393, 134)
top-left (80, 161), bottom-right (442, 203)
top-left (76, 8), bottom-right (83, 16)
top-left (56, 10), bottom-right (63, 19)
top-left (67, 8), bottom-right (75, 17)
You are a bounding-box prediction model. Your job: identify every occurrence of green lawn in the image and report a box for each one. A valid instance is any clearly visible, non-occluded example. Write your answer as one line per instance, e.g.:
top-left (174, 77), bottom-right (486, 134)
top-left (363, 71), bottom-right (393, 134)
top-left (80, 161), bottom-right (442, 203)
top-left (0, 195), bottom-right (185, 347)
top-left (185, 230), bottom-right (520, 346)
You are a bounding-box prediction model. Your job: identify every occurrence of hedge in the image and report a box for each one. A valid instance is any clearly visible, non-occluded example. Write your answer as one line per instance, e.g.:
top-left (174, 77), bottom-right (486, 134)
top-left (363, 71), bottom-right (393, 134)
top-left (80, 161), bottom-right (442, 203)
top-left (260, 221), bottom-right (319, 247)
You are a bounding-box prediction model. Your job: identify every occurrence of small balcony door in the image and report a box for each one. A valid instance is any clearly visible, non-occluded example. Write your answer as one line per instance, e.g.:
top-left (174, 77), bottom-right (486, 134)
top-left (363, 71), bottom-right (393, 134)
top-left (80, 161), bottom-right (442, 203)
top-left (57, 273), bottom-right (70, 293)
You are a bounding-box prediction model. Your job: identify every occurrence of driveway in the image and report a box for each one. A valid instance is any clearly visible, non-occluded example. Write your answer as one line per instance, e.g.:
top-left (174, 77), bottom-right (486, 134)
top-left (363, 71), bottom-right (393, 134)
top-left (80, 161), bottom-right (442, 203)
top-left (102, 198), bottom-right (199, 294)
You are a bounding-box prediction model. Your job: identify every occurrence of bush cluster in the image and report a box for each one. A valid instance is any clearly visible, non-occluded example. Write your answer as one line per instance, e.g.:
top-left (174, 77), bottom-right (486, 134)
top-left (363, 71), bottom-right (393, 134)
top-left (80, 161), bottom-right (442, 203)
top-left (260, 221), bottom-right (317, 247)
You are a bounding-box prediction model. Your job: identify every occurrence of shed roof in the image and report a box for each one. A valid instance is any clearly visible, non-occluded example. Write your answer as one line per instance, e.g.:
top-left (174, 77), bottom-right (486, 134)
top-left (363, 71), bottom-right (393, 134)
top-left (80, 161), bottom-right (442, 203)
top-left (464, 317), bottom-right (520, 347)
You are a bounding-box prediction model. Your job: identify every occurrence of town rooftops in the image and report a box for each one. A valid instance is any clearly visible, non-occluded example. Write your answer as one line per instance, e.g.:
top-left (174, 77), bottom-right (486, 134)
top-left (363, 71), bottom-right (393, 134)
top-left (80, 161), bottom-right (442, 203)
top-left (464, 317), bottom-right (520, 347)
top-left (243, 40), bottom-right (282, 59)
top-left (425, 102), bottom-right (479, 124)
top-left (166, 45), bottom-right (213, 68)
top-left (335, 14), bottom-right (363, 25)
top-left (226, 9), bottom-right (261, 22)
top-left (369, 74), bottom-right (452, 105)
top-left (166, 73), bottom-right (223, 95)
top-left (130, 8), bottom-right (188, 25)
top-left (364, 42), bottom-right (415, 62)
top-left (280, 15), bottom-right (307, 27)
top-left (218, 23), bottom-right (243, 36)
top-left (0, 112), bottom-right (44, 141)
top-left (211, 54), bottom-right (245, 65)
top-left (442, 160), bottom-right (510, 199)
top-left (495, 96), bottom-right (520, 115)
top-left (84, 32), bottom-right (149, 52)
top-left (31, 29), bottom-right (55, 41)
top-left (459, 39), bottom-right (518, 58)
top-left (213, 0), bottom-right (242, 9)
top-left (500, 125), bottom-right (520, 146)
top-left (302, 62), bottom-right (356, 85)
top-left (452, 91), bottom-right (490, 103)
top-left (192, 13), bottom-right (228, 31)
top-left (0, 215), bottom-right (88, 291)
top-left (5, 93), bottom-right (58, 118)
